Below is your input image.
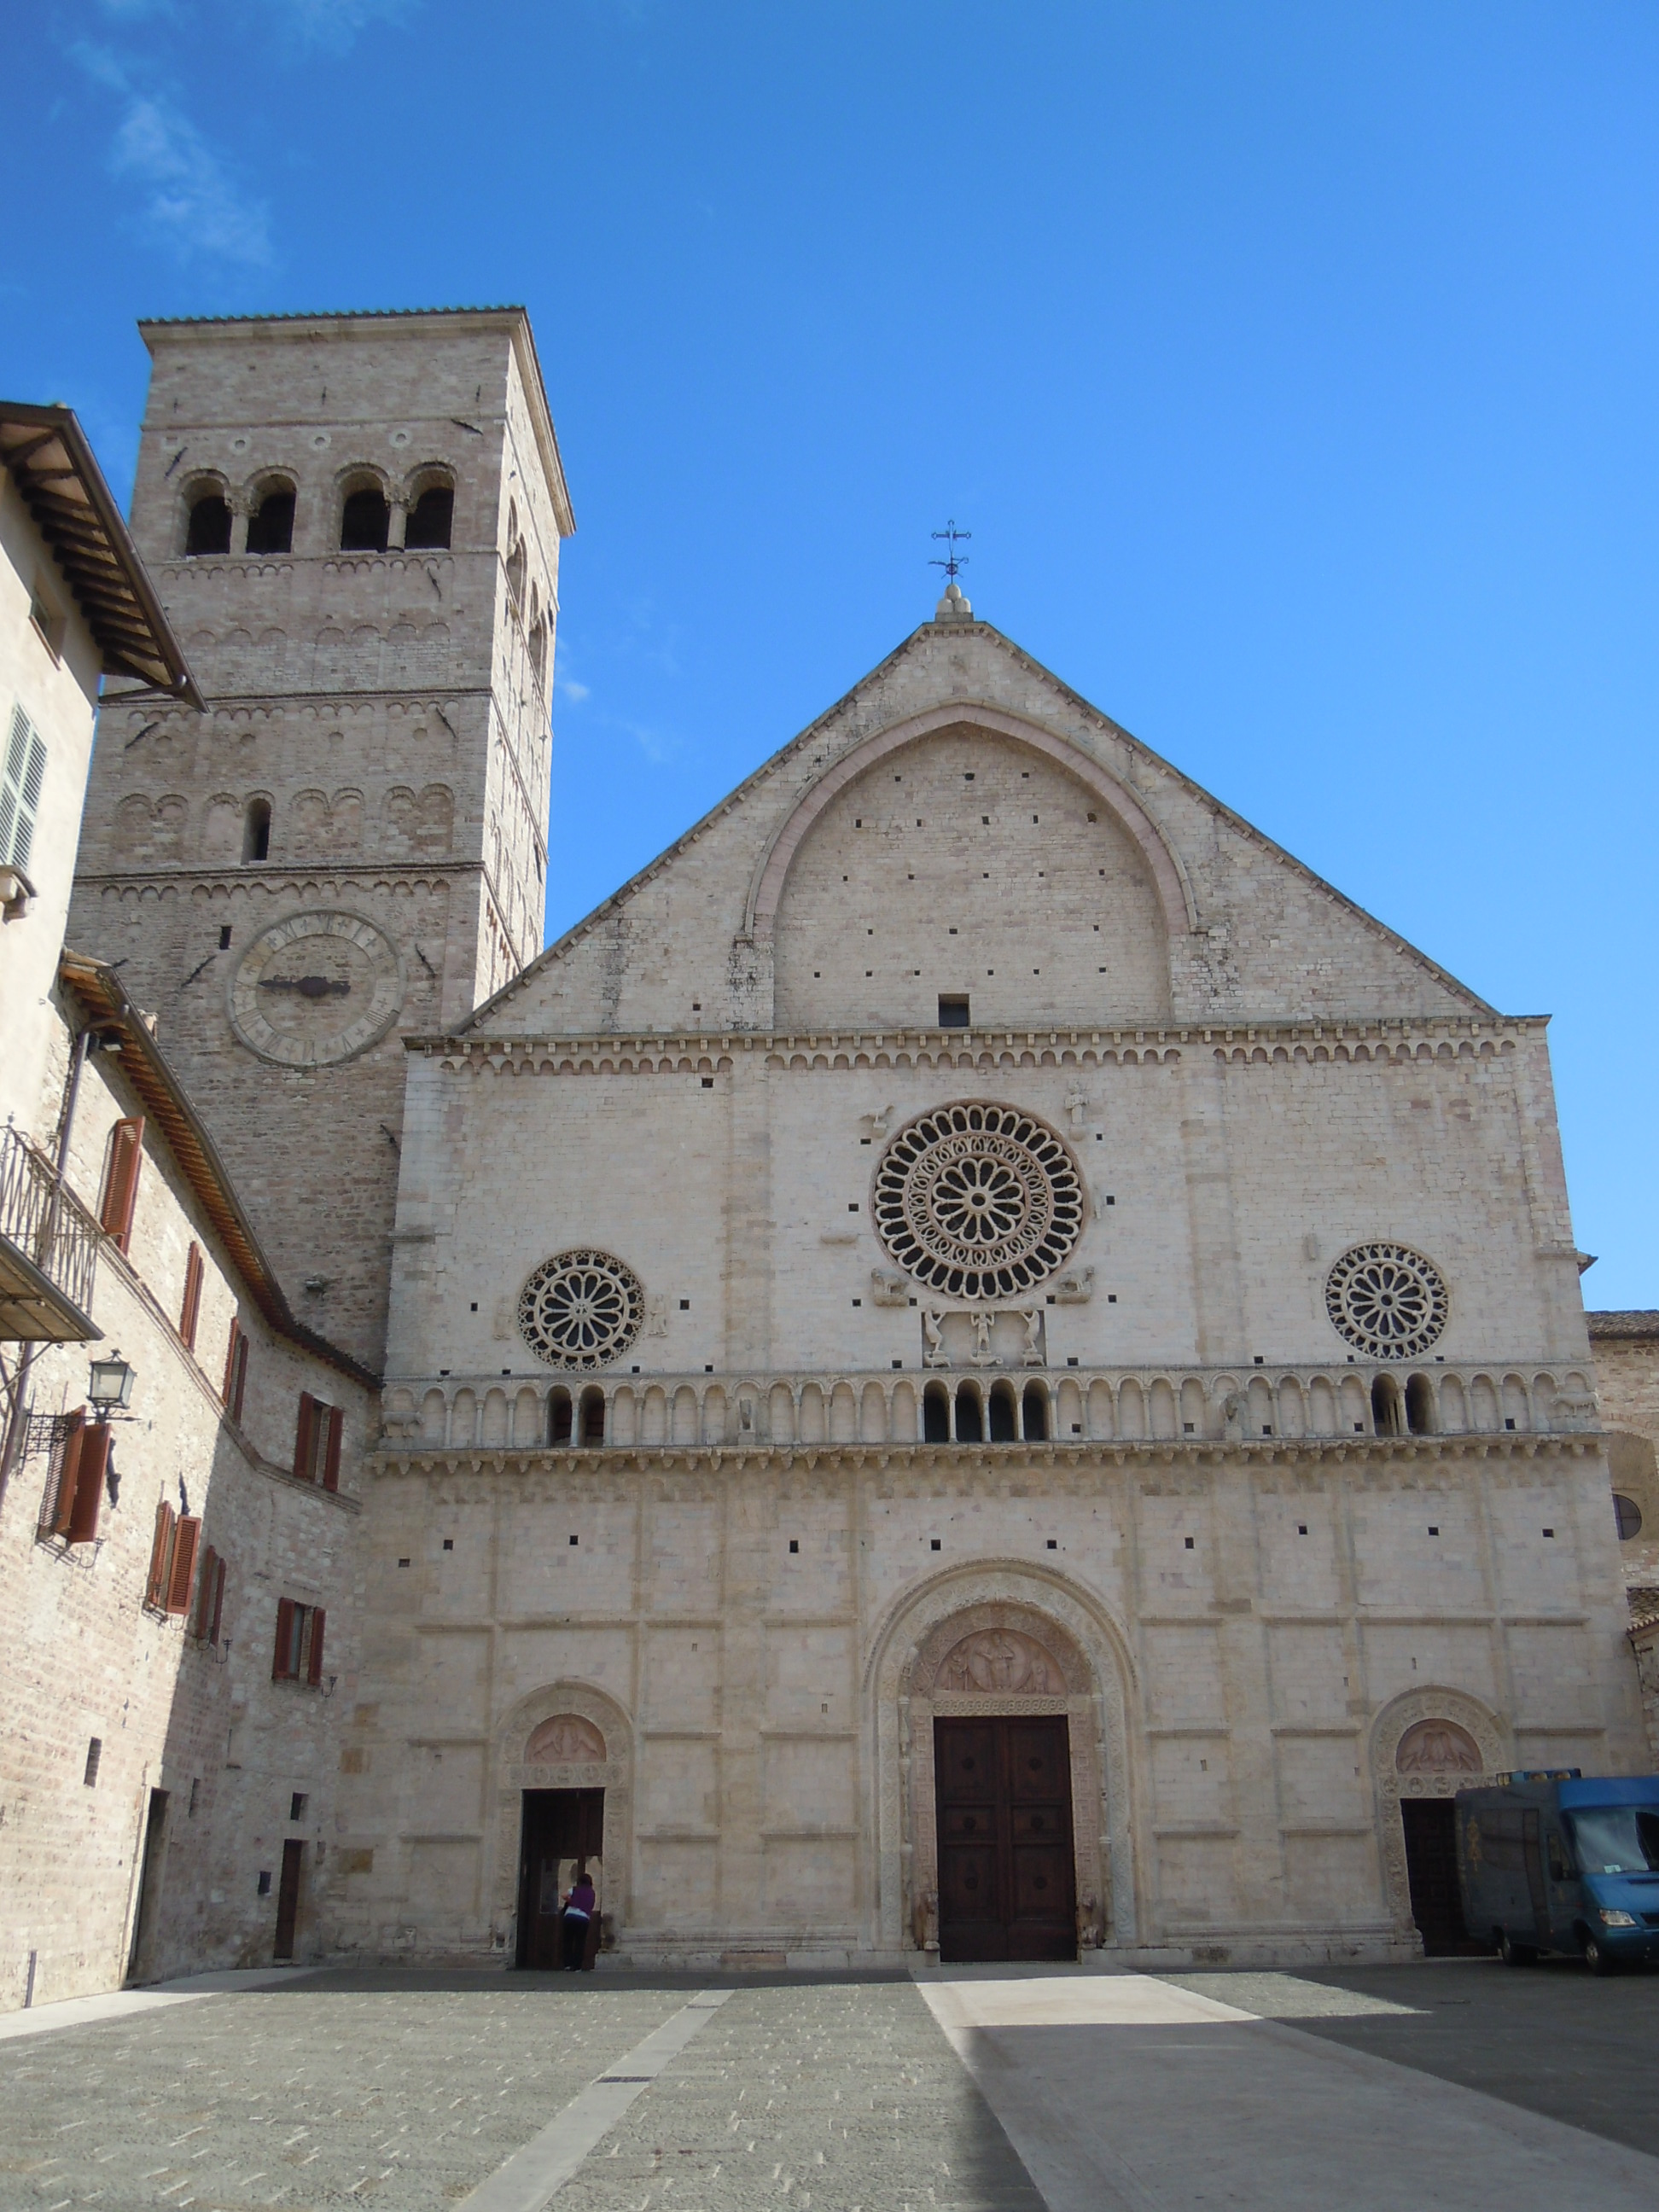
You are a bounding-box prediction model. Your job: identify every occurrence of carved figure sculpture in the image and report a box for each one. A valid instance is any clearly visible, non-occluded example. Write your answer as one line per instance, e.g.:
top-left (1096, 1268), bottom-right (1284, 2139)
top-left (1396, 1720), bottom-right (1482, 1776)
top-left (1076, 1889), bottom-right (1102, 1948)
top-left (938, 1627), bottom-right (1055, 1694)
top-left (923, 1309), bottom-right (946, 1366)
top-left (969, 1309), bottom-right (996, 1366)
top-left (1022, 1309), bottom-right (1044, 1364)
top-left (913, 1887), bottom-right (940, 1952)
top-left (526, 1714), bottom-right (606, 1764)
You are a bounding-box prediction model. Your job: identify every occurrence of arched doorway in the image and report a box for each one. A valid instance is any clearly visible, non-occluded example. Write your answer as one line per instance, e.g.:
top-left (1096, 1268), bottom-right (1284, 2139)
top-left (1371, 1691), bottom-right (1505, 1955)
top-left (490, 1683), bottom-right (633, 1964)
top-left (866, 1569), bottom-right (1138, 1957)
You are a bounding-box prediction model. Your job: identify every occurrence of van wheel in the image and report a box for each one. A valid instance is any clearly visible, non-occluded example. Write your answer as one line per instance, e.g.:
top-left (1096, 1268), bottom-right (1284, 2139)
top-left (1499, 1931), bottom-right (1537, 1966)
top-left (1583, 1934), bottom-right (1619, 1978)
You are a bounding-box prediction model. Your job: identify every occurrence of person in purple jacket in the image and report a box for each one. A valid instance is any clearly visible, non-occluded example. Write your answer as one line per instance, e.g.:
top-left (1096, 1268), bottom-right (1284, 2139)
top-left (561, 1868), bottom-right (597, 1970)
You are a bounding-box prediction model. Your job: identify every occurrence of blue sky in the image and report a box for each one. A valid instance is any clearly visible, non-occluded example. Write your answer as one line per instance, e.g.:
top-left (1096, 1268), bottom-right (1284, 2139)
top-left (3, 2), bottom-right (1656, 1305)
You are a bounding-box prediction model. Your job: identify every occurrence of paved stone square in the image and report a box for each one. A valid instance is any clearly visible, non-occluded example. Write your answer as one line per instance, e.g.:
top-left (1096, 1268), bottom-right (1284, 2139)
top-left (2, 1963), bottom-right (1658, 2212)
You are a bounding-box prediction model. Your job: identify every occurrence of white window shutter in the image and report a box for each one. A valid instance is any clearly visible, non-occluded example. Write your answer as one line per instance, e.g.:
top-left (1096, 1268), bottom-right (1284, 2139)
top-left (0, 703), bottom-right (47, 872)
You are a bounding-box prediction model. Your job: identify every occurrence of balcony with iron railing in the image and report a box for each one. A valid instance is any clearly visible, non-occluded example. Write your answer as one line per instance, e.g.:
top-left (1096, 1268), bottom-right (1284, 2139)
top-left (0, 1125), bottom-right (102, 1342)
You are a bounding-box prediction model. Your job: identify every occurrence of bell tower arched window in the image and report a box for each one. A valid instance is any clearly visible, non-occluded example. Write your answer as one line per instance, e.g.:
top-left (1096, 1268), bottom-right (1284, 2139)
top-left (185, 492), bottom-right (231, 556)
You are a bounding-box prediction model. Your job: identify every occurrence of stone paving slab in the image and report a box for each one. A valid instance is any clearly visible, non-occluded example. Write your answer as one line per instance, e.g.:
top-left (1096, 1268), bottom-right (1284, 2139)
top-left (0, 1982), bottom-right (685, 2211)
top-left (552, 1981), bottom-right (1045, 2212)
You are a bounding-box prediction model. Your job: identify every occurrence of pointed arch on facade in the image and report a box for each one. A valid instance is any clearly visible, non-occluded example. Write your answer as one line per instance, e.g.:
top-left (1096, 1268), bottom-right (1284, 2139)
top-left (743, 701), bottom-right (1199, 950)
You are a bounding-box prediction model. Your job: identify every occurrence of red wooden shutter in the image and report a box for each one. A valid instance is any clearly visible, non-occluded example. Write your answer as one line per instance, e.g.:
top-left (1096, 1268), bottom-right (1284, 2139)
top-left (166, 1515), bottom-right (201, 1614)
top-left (47, 1412), bottom-right (86, 1536)
top-left (67, 1425), bottom-right (109, 1545)
top-left (101, 1117), bottom-right (144, 1252)
top-left (180, 1243), bottom-right (204, 1351)
top-left (194, 1545), bottom-right (218, 1638)
top-left (222, 1317), bottom-right (242, 1406)
top-left (323, 1405), bottom-right (342, 1492)
top-left (294, 1394), bottom-right (317, 1483)
top-left (146, 1500), bottom-right (177, 1608)
top-left (230, 1331), bottom-right (248, 1423)
top-left (208, 1553), bottom-right (227, 1644)
top-left (307, 1608), bottom-right (326, 1686)
top-left (273, 1597), bottom-right (295, 1679)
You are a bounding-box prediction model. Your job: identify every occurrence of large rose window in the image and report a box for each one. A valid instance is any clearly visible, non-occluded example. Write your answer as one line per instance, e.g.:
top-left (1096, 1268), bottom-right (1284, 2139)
top-left (872, 1102), bottom-right (1084, 1301)
top-left (1324, 1242), bottom-right (1449, 1361)
top-left (518, 1249), bottom-right (645, 1370)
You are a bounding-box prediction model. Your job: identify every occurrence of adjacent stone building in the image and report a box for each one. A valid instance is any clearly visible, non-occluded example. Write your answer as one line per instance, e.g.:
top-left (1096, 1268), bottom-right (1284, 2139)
top-left (1, 409), bottom-right (371, 2011)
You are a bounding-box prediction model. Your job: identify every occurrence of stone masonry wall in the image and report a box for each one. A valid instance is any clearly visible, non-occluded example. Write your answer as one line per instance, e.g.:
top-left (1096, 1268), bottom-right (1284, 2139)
top-left (0, 1020), bottom-right (369, 2011)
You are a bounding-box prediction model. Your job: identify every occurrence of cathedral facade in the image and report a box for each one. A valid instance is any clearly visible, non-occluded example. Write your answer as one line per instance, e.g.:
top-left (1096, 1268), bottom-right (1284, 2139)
top-left (63, 312), bottom-right (1645, 1972)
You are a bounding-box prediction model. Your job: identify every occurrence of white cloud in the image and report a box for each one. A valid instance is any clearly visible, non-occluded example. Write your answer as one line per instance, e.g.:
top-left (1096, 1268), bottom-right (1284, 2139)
top-left (247, 0), bottom-right (410, 52)
top-left (559, 678), bottom-right (591, 703)
top-left (109, 91), bottom-right (271, 263)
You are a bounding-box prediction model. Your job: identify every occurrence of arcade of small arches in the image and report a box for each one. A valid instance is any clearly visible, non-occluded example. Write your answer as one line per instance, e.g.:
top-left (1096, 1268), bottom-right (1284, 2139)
top-left (382, 1358), bottom-right (1598, 1454)
top-left (179, 466), bottom-right (456, 560)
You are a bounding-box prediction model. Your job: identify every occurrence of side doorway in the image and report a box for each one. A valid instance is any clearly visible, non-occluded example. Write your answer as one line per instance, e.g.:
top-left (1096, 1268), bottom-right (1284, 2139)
top-left (274, 1838), bottom-right (305, 1962)
top-left (125, 1788), bottom-right (170, 1984)
top-left (1400, 1799), bottom-right (1474, 1955)
top-left (516, 1788), bottom-right (604, 1969)
top-left (935, 1717), bottom-right (1075, 1963)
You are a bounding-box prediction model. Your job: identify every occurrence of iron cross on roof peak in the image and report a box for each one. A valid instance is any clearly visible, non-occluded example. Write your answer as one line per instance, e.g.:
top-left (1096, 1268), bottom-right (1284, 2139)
top-left (930, 520), bottom-right (974, 622)
top-left (929, 519), bottom-right (971, 582)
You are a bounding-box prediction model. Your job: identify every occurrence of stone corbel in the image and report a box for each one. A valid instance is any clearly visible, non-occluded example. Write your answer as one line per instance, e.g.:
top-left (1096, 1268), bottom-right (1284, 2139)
top-left (870, 1269), bottom-right (910, 1307)
top-left (1054, 1266), bottom-right (1094, 1304)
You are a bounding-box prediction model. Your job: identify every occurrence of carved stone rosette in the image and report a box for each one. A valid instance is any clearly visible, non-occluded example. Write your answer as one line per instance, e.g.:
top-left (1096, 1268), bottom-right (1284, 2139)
top-left (490, 1681), bottom-right (633, 1949)
top-left (1369, 1688), bottom-right (1506, 1937)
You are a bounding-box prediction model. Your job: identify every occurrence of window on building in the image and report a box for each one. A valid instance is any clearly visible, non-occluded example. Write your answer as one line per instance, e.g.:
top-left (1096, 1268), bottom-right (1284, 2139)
top-left (548, 1388), bottom-right (573, 1446)
top-left (223, 1318), bottom-right (249, 1423)
top-left (185, 492), bottom-right (232, 556)
top-left (242, 797), bottom-right (271, 863)
top-left (340, 487), bottom-right (390, 552)
top-left (1371, 1374), bottom-right (1403, 1437)
top-left (84, 1738), bottom-right (102, 1787)
top-left (38, 1412), bottom-right (109, 1545)
top-left (1022, 1382), bottom-right (1049, 1441)
top-left (506, 538), bottom-right (527, 615)
top-left (955, 1384), bottom-right (984, 1443)
top-left (294, 1393), bottom-right (343, 1490)
top-left (579, 1388), bottom-right (606, 1446)
top-left (405, 485), bottom-right (453, 550)
top-left (923, 1382), bottom-right (950, 1442)
top-left (1615, 1493), bottom-right (1644, 1541)
top-left (938, 995), bottom-right (970, 1028)
top-left (1, 703), bottom-right (47, 875)
top-left (272, 1598), bottom-right (326, 1685)
top-left (1405, 1374), bottom-right (1436, 1435)
top-left (180, 1241), bottom-right (205, 1352)
top-left (194, 1544), bottom-right (227, 1642)
top-left (246, 485), bottom-right (296, 556)
top-left (988, 1381), bottom-right (1018, 1443)
top-left (99, 1116), bottom-right (144, 1253)
top-left (143, 1499), bottom-right (201, 1613)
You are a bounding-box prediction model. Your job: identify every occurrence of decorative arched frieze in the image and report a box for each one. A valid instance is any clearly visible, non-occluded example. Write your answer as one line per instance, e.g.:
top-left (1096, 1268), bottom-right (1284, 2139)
top-left (742, 702), bottom-right (1198, 949)
top-left (1370, 1686), bottom-right (1507, 1936)
top-left (489, 1680), bottom-right (634, 1950)
top-left (863, 1563), bottom-right (1139, 1955)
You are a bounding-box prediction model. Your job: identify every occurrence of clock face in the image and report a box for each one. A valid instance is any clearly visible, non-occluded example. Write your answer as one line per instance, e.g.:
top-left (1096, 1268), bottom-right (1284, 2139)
top-left (229, 910), bottom-right (405, 1068)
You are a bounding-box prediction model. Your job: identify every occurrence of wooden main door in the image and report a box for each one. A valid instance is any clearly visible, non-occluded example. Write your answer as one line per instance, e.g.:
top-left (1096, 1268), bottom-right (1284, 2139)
top-left (934, 1716), bottom-right (1076, 1962)
top-left (516, 1788), bottom-right (604, 1969)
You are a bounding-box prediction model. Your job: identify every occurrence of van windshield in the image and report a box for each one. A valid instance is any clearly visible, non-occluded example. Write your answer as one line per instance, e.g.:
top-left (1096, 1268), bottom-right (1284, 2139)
top-left (1564, 1807), bottom-right (1659, 1875)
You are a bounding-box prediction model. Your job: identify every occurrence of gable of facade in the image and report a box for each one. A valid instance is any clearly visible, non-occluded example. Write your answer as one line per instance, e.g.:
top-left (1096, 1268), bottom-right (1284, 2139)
top-left (472, 611), bottom-right (1488, 1040)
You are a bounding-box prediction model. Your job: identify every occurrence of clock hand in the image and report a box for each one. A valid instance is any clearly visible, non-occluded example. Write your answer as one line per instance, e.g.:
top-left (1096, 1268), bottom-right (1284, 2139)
top-left (258, 975), bottom-right (352, 998)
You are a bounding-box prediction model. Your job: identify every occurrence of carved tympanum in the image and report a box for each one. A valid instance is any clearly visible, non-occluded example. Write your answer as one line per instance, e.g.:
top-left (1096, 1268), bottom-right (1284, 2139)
top-left (526, 1714), bottom-right (606, 1764)
top-left (936, 1627), bottom-right (1057, 1695)
top-left (1395, 1719), bottom-right (1481, 1777)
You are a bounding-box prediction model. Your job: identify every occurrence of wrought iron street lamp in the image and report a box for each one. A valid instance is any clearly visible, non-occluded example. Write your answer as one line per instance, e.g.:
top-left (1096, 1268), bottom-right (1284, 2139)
top-left (87, 1349), bottom-right (136, 1417)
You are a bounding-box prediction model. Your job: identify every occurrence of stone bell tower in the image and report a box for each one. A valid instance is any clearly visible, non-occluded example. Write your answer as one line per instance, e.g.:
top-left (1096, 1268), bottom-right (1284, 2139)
top-left (69, 309), bottom-right (575, 1366)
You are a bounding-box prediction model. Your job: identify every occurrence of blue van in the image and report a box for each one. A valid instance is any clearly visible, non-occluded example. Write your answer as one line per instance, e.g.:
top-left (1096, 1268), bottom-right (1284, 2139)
top-left (1455, 1773), bottom-right (1659, 1974)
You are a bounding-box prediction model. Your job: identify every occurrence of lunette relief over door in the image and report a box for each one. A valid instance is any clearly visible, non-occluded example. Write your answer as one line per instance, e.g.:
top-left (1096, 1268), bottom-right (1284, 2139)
top-left (934, 1715), bottom-right (1076, 1962)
